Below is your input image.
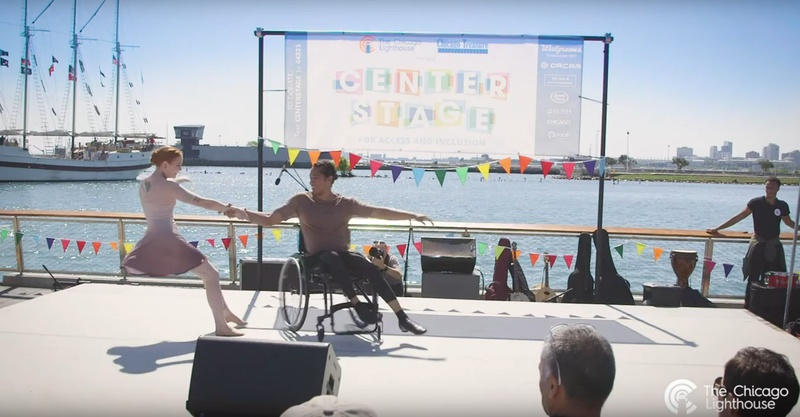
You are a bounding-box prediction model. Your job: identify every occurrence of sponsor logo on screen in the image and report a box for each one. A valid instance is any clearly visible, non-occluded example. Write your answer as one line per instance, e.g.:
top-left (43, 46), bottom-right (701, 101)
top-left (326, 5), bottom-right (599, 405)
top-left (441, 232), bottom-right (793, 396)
top-left (437, 38), bottom-right (489, 55)
top-left (360, 36), bottom-right (421, 53)
top-left (540, 62), bottom-right (582, 70)
top-left (550, 91), bottom-right (569, 104)
top-left (360, 36), bottom-right (376, 53)
top-left (541, 44), bottom-right (583, 54)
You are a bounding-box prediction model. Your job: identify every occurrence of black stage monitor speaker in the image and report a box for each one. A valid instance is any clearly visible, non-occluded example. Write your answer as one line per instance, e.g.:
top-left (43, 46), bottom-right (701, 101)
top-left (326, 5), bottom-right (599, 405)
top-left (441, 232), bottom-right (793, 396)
top-left (642, 283), bottom-right (682, 307)
top-left (239, 258), bottom-right (287, 291)
top-left (749, 283), bottom-right (800, 328)
top-left (186, 336), bottom-right (341, 417)
top-left (420, 237), bottom-right (476, 274)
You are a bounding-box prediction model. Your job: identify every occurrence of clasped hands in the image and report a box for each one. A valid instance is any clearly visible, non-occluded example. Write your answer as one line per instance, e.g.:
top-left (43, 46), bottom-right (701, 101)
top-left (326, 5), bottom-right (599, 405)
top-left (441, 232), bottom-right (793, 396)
top-left (222, 205), bottom-right (249, 221)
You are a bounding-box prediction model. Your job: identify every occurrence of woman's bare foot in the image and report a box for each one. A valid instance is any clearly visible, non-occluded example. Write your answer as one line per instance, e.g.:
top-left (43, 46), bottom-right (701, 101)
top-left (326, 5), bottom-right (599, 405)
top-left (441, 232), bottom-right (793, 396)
top-left (215, 325), bottom-right (244, 337)
top-left (224, 310), bottom-right (247, 327)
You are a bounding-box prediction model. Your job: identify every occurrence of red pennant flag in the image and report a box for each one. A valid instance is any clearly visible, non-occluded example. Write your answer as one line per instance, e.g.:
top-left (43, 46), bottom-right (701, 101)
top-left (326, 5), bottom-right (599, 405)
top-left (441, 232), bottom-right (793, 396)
top-left (529, 253), bottom-right (540, 267)
top-left (76, 240), bottom-right (86, 254)
top-left (349, 153), bottom-right (362, 168)
top-left (704, 259), bottom-right (716, 273)
top-left (562, 162), bottom-right (575, 179)
top-left (92, 241), bottom-right (102, 254)
top-left (413, 241), bottom-right (422, 254)
top-left (329, 150), bottom-right (342, 166)
top-left (222, 237), bottom-right (232, 250)
top-left (547, 254), bottom-right (557, 268)
top-left (369, 160), bottom-right (382, 177)
top-left (207, 238), bottom-right (215, 248)
top-left (396, 243), bottom-right (407, 258)
top-left (563, 254), bottom-right (574, 269)
top-left (541, 160), bottom-right (553, 178)
top-left (238, 234), bottom-right (248, 248)
top-left (61, 239), bottom-right (70, 252)
top-left (519, 155), bottom-right (532, 173)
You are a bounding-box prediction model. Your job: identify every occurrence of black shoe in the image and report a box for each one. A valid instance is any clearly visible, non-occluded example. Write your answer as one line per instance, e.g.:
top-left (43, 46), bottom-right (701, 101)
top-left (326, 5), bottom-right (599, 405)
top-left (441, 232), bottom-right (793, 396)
top-left (354, 303), bottom-right (379, 325)
top-left (398, 317), bottom-right (427, 335)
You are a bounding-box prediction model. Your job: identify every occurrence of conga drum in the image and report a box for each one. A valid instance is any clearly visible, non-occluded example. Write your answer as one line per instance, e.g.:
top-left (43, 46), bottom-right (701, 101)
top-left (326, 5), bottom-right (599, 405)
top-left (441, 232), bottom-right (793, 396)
top-left (670, 250), bottom-right (698, 288)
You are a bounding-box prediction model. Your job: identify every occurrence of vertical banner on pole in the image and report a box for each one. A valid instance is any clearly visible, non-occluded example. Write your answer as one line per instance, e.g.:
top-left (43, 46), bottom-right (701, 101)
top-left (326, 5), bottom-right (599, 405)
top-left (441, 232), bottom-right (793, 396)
top-left (285, 33), bottom-right (308, 146)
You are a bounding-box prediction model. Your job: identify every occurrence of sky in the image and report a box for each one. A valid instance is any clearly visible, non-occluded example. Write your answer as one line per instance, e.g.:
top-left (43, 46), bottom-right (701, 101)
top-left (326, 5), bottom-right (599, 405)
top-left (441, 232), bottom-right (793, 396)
top-left (0, 0), bottom-right (798, 161)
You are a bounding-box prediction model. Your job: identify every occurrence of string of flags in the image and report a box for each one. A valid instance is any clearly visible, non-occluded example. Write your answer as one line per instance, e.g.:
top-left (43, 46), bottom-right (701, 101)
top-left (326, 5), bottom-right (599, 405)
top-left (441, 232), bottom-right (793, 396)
top-left (262, 138), bottom-right (608, 186)
top-left (610, 239), bottom-right (739, 279)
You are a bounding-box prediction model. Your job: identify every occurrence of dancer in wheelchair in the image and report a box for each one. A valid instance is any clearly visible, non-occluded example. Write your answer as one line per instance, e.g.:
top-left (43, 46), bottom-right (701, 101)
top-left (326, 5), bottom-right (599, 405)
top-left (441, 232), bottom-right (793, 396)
top-left (225, 160), bottom-right (431, 335)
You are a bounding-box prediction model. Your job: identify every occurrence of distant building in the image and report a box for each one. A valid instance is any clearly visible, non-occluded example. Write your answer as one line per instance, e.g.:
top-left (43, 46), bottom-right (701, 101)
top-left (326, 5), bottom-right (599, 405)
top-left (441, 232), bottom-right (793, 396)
top-left (745, 151), bottom-right (760, 159)
top-left (762, 143), bottom-right (780, 160)
top-left (721, 141), bottom-right (733, 157)
top-left (174, 125), bottom-right (205, 159)
top-left (709, 146), bottom-right (719, 158)
top-left (676, 147), bottom-right (693, 158)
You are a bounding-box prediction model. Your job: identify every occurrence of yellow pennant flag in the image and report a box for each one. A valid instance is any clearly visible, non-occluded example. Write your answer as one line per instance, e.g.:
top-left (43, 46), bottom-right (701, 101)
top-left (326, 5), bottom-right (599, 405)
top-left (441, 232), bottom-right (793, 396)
top-left (287, 148), bottom-right (301, 165)
top-left (653, 247), bottom-right (664, 262)
top-left (123, 242), bottom-right (133, 254)
top-left (109, 241), bottom-right (118, 252)
top-left (349, 243), bottom-right (356, 251)
top-left (307, 150), bottom-right (321, 166)
top-left (494, 245), bottom-right (506, 259)
top-left (636, 242), bottom-right (646, 255)
top-left (271, 229), bottom-right (282, 242)
top-left (238, 234), bottom-right (248, 248)
top-left (477, 163), bottom-right (490, 180)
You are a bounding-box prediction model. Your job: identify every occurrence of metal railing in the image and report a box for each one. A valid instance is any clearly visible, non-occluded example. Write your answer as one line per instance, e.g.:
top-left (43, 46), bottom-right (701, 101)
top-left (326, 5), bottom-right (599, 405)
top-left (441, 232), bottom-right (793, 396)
top-left (1, 209), bottom-right (797, 298)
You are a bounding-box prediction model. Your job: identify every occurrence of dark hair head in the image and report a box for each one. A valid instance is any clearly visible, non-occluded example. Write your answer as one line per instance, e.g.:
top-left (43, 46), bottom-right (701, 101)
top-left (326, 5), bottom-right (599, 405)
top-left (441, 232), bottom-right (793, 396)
top-left (543, 325), bottom-right (616, 409)
top-left (150, 146), bottom-right (182, 166)
top-left (312, 160), bottom-right (338, 182)
top-left (723, 347), bottom-right (799, 417)
top-left (766, 177), bottom-right (782, 189)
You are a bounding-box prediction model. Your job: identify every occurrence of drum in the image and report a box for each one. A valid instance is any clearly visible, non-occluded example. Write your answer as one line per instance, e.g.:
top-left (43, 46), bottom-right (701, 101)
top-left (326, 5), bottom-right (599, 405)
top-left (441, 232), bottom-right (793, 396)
top-left (670, 250), bottom-right (698, 288)
top-left (765, 271), bottom-right (800, 289)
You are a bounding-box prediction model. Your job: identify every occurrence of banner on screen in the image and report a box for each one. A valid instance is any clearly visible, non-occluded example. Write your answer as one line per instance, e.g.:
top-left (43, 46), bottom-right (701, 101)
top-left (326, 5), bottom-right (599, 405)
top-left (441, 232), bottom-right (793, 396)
top-left (284, 32), bottom-right (583, 157)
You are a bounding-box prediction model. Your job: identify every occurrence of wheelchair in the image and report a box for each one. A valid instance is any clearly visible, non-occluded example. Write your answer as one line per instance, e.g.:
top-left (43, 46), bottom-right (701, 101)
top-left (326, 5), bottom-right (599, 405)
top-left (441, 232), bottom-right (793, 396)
top-left (278, 233), bottom-right (384, 343)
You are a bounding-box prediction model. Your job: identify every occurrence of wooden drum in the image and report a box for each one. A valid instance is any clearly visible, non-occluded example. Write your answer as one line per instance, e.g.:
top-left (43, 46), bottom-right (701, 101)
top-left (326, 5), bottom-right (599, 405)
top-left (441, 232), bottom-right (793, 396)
top-left (670, 250), bottom-right (698, 288)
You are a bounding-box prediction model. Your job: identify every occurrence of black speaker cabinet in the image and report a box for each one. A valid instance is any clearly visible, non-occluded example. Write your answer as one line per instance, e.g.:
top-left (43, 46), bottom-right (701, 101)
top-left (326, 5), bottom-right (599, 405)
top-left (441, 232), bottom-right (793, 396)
top-left (642, 283), bottom-right (682, 307)
top-left (749, 283), bottom-right (800, 328)
top-left (420, 237), bottom-right (476, 274)
top-left (186, 336), bottom-right (341, 417)
top-left (239, 258), bottom-right (287, 291)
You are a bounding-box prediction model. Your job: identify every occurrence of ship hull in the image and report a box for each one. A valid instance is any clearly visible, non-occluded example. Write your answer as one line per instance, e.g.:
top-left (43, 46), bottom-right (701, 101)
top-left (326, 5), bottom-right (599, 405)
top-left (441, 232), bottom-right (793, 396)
top-left (0, 146), bottom-right (152, 182)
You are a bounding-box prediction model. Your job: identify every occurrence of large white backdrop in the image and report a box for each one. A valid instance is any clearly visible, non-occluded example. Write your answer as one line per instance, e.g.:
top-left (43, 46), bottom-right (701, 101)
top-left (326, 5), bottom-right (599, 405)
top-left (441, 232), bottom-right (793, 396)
top-left (285, 32), bottom-right (584, 158)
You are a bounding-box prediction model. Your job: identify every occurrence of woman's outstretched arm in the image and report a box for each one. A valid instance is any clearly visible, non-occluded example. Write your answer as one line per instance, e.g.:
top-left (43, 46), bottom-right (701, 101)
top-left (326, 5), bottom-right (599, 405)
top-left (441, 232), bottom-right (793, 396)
top-left (169, 181), bottom-right (232, 213)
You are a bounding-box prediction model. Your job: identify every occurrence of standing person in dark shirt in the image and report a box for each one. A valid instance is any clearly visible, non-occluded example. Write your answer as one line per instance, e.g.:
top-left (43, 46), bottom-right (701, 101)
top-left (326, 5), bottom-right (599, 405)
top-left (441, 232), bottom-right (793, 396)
top-left (707, 177), bottom-right (796, 308)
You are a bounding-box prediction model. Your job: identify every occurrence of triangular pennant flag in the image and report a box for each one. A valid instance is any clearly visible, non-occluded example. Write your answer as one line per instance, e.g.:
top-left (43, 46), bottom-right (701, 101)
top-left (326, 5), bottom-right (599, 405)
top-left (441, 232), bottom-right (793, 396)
top-left (238, 234), bottom-right (249, 248)
top-left (494, 245), bottom-right (506, 259)
top-left (413, 241), bottom-right (422, 254)
top-left (584, 159), bottom-right (597, 176)
top-left (434, 169), bottom-right (447, 186)
top-left (272, 229), bottom-right (282, 242)
top-left (653, 247), bottom-right (664, 262)
top-left (61, 239), bottom-right (70, 252)
top-left (514, 250), bottom-right (522, 260)
top-left (189, 241), bottom-right (199, 248)
top-left (47, 237), bottom-right (55, 250)
top-left (563, 254), bottom-right (574, 269)
top-left (348, 153), bottom-right (362, 168)
top-left (207, 238), bottom-right (216, 248)
top-left (109, 241), bottom-right (118, 251)
top-left (76, 240), bottom-right (86, 254)
top-left (329, 150), bottom-right (342, 166)
top-left (455, 166), bottom-right (468, 185)
top-left (614, 244), bottom-right (623, 258)
top-left (14, 232), bottom-right (23, 245)
top-left (519, 155), bottom-right (532, 173)
top-left (396, 243), bottom-right (407, 258)
top-left (547, 254), bottom-right (557, 268)
top-left (123, 242), bottom-right (133, 253)
top-left (0, 229), bottom-right (8, 241)
top-left (390, 165), bottom-right (403, 182)
top-left (499, 157), bottom-right (512, 174)
top-left (529, 253), bottom-right (540, 267)
top-left (33, 235), bottom-right (40, 245)
top-left (412, 168), bottom-right (425, 186)
top-left (369, 160), bottom-right (382, 177)
top-left (222, 237), bottom-right (232, 250)
top-left (541, 160), bottom-right (553, 178)
top-left (562, 162), bottom-right (575, 179)
top-left (477, 163), bottom-right (490, 180)
top-left (477, 242), bottom-right (488, 256)
top-left (704, 259), bottom-right (716, 273)
top-left (92, 241), bottom-right (102, 254)
top-left (362, 244), bottom-right (372, 256)
top-left (307, 150), bottom-right (321, 166)
top-left (287, 148), bottom-right (300, 165)
top-left (636, 242), bottom-right (646, 255)
top-left (723, 263), bottom-right (734, 278)
top-left (269, 140), bottom-right (280, 155)
top-left (599, 158), bottom-right (606, 176)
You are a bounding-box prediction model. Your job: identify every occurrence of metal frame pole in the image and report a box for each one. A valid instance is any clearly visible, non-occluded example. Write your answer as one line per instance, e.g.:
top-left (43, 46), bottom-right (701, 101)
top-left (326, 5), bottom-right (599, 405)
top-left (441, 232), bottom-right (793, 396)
top-left (255, 29), bottom-right (265, 282)
top-left (782, 178), bottom-right (800, 327)
top-left (594, 33), bottom-right (613, 302)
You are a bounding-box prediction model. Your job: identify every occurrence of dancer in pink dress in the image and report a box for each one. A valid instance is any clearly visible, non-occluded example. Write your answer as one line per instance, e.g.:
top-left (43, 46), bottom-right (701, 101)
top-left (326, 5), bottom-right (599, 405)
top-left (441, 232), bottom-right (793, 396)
top-left (122, 146), bottom-right (246, 337)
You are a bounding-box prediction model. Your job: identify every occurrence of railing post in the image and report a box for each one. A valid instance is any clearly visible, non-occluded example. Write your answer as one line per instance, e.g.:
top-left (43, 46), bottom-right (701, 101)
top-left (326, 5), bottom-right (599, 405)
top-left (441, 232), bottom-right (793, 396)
top-left (701, 238), bottom-right (714, 297)
top-left (118, 219), bottom-right (127, 280)
top-left (227, 222), bottom-right (238, 285)
top-left (13, 216), bottom-right (24, 274)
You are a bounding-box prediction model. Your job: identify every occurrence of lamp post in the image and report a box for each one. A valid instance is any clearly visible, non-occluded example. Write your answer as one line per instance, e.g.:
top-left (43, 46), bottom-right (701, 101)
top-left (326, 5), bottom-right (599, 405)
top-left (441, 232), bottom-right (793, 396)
top-left (626, 131), bottom-right (630, 172)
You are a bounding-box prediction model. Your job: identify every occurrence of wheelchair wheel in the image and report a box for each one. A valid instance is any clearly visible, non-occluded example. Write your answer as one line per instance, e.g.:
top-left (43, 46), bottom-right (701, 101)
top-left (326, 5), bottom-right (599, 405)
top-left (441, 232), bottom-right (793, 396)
top-left (279, 255), bottom-right (309, 332)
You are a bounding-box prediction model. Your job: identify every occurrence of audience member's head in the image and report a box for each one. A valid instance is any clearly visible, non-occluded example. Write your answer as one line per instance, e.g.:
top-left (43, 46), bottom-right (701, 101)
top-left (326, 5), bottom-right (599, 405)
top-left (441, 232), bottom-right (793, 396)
top-left (539, 323), bottom-right (616, 416)
top-left (718, 347), bottom-right (799, 417)
top-left (281, 395), bottom-right (377, 417)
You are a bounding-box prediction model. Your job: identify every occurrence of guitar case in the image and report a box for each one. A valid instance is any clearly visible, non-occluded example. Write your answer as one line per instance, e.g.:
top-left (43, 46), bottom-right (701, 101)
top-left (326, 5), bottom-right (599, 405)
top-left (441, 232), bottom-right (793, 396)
top-left (563, 233), bottom-right (595, 303)
top-left (592, 228), bottom-right (635, 305)
top-left (511, 242), bottom-right (536, 302)
top-left (483, 238), bottom-right (512, 301)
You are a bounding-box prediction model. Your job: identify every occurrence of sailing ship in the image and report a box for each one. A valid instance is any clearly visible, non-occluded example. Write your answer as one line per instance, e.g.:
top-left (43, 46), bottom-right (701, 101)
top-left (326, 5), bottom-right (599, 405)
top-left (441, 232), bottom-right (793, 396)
top-left (0, 0), bottom-right (160, 182)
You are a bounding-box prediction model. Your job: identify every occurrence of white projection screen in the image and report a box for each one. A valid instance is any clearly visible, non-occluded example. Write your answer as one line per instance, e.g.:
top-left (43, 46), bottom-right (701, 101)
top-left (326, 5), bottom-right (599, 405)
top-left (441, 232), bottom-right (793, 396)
top-left (284, 32), bottom-right (584, 157)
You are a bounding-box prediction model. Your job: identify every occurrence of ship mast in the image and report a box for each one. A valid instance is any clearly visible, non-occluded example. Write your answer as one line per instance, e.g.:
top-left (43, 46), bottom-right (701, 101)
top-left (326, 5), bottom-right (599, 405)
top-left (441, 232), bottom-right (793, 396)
top-left (113, 0), bottom-right (120, 144)
top-left (21, 0), bottom-right (30, 149)
top-left (69, 0), bottom-right (78, 157)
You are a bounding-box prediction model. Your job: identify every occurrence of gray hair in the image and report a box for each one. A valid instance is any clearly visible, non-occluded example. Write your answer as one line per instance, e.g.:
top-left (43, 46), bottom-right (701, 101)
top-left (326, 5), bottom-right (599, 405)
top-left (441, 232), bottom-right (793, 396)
top-left (542, 325), bottom-right (616, 408)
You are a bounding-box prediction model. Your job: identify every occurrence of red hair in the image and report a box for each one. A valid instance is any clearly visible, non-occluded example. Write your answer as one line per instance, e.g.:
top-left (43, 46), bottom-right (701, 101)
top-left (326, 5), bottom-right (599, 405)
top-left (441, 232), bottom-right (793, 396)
top-left (150, 146), bottom-right (182, 166)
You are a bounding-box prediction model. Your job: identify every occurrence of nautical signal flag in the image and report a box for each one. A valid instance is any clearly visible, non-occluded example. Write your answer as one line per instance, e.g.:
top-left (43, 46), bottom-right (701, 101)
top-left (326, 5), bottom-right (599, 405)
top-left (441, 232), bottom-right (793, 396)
top-left (0, 58), bottom-right (7, 67)
top-left (0, 49), bottom-right (9, 56)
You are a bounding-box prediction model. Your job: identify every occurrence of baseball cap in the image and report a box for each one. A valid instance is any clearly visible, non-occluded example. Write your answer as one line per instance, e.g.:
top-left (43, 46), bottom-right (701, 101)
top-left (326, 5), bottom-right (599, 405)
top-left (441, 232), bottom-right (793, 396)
top-left (280, 395), bottom-right (378, 417)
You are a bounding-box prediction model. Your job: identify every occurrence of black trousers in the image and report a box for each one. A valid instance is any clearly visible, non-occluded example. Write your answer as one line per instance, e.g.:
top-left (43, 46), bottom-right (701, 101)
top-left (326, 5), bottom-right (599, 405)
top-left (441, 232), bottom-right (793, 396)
top-left (308, 250), bottom-right (398, 305)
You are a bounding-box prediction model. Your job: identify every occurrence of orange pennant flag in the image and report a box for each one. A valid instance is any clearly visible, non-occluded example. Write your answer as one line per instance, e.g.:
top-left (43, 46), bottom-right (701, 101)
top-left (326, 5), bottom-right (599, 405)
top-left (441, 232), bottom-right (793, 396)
top-left (222, 237), bottom-right (232, 250)
top-left (76, 240), bottom-right (86, 254)
top-left (109, 242), bottom-right (118, 252)
top-left (307, 150), bottom-right (321, 166)
top-left (653, 247), bottom-right (664, 262)
top-left (514, 250), bottom-right (522, 260)
top-left (499, 157), bottom-right (512, 174)
top-left (238, 234), bottom-right (249, 248)
top-left (362, 244), bottom-right (372, 256)
top-left (529, 253), bottom-right (540, 267)
top-left (562, 162), bottom-right (575, 179)
top-left (92, 241), bottom-right (102, 255)
top-left (329, 150), bottom-right (342, 166)
top-left (519, 155), bottom-right (532, 173)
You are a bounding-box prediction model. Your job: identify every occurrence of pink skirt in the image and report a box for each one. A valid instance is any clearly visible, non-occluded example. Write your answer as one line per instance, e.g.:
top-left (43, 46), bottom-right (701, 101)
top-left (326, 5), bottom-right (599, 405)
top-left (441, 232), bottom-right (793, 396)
top-left (122, 230), bottom-right (205, 276)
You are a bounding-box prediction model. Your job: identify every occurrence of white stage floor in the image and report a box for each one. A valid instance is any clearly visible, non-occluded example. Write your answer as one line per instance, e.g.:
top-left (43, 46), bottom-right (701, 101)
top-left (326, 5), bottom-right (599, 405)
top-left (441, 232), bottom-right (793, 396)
top-left (1, 283), bottom-right (799, 417)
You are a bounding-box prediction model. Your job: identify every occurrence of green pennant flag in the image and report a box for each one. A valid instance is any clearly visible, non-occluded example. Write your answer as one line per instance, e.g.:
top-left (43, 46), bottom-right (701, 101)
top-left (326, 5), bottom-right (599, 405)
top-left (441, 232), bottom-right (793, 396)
top-left (269, 140), bottom-right (280, 155)
top-left (434, 169), bottom-right (447, 187)
top-left (0, 229), bottom-right (8, 242)
top-left (15, 232), bottom-right (23, 244)
top-left (614, 244), bottom-right (624, 258)
top-left (478, 241), bottom-right (487, 256)
top-left (455, 166), bottom-right (469, 185)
